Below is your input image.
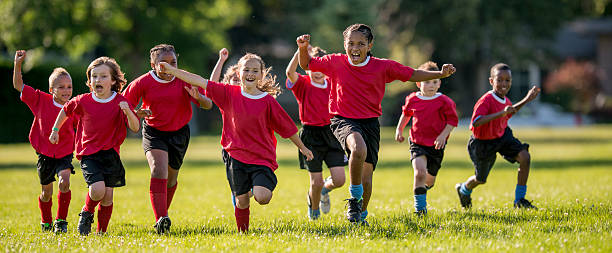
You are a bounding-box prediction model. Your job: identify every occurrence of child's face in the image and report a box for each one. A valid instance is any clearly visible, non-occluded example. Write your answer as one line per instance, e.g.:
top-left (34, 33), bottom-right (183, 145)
top-left (152, 52), bottom-right (177, 81)
top-left (229, 72), bottom-right (240, 86)
top-left (307, 70), bottom-right (326, 84)
top-left (239, 59), bottom-right (263, 89)
top-left (417, 79), bottom-right (440, 96)
top-left (89, 64), bottom-right (115, 98)
top-left (489, 69), bottom-right (512, 97)
top-left (344, 31), bottom-right (373, 65)
top-left (49, 75), bottom-right (73, 104)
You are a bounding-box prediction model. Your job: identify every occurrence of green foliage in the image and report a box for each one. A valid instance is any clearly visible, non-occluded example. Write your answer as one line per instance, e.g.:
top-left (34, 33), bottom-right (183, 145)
top-left (0, 126), bottom-right (611, 251)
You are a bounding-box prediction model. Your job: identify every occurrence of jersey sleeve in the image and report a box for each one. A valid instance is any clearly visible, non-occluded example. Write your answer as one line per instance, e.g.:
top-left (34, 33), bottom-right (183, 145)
top-left (308, 54), bottom-right (335, 77)
top-left (269, 99), bottom-right (298, 138)
top-left (471, 96), bottom-right (490, 125)
top-left (121, 79), bottom-right (143, 108)
top-left (385, 60), bottom-right (415, 83)
top-left (205, 81), bottom-right (228, 109)
top-left (443, 96), bottom-right (459, 127)
top-left (63, 97), bottom-right (80, 118)
top-left (20, 84), bottom-right (41, 112)
top-left (287, 74), bottom-right (307, 99)
top-left (401, 95), bottom-right (415, 118)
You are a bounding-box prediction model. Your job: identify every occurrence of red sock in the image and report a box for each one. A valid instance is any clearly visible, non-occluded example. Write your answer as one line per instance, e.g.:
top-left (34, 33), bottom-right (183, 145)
top-left (96, 204), bottom-right (113, 233)
top-left (234, 206), bottom-right (250, 232)
top-left (38, 196), bottom-right (53, 224)
top-left (56, 190), bottom-right (71, 220)
top-left (150, 178), bottom-right (168, 221)
top-left (83, 193), bottom-right (100, 214)
top-left (167, 182), bottom-right (178, 209)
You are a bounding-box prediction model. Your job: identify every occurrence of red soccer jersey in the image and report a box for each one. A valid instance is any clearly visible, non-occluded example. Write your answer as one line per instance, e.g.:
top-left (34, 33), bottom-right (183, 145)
top-left (286, 74), bottom-right (332, 126)
top-left (206, 81), bottom-right (298, 171)
top-left (309, 54), bottom-right (415, 119)
top-left (64, 92), bottom-right (132, 159)
top-left (122, 71), bottom-right (203, 132)
top-left (470, 91), bottom-right (514, 140)
top-left (402, 92), bottom-right (458, 146)
top-left (20, 85), bottom-right (75, 158)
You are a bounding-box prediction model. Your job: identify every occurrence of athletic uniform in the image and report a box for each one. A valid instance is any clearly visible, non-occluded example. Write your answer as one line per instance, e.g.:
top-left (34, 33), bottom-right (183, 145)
top-left (286, 74), bottom-right (346, 172)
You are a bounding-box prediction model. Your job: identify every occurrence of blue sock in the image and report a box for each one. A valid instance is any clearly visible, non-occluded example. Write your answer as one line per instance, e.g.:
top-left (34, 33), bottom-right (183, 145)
top-left (360, 210), bottom-right (368, 221)
top-left (321, 187), bottom-right (331, 195)
top-left (515, 185), bottom-right (527, 203)
top-left (231, 193), bottom-right (236, 207)
top-left (309, 208), bottom-right (320, 220)
top-left (414, 194), bottom-right (427, 212)
top-left (460, 183), bottom-right (472, 196)
top-left (349, 184), bottom-right (363, 200)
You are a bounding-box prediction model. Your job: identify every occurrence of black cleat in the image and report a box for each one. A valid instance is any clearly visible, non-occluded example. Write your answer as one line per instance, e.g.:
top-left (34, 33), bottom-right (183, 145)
top-left (345, 198), bottom-right (362, 223)
top-left (455, 183), bottom-right (472, 209)
top-left (53, 219), bottom-right (68, 233)
top-left (414, 209), bottom-right (427, 217)
top-left (154, 216), bottom-right (171, 234)
top-left (514, 198), bottom-right (537, 209)
top-left (77, 210), bottom-right (94, 236)
top-left (41, 223), bottom-right (52, 232)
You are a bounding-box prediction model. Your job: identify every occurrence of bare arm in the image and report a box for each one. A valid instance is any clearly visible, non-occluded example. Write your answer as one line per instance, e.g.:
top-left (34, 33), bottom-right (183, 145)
top-left (296, 35), bottom-right (311, 70)
top-left (512, 86), bottom-right (541, 112)
top-left (49, 110), bottom-right (68, 144)
top-left (285, 50), bottom-right (300, 84)
top-left (159, 62), bottom-right (208, 89)
top-left (409, 64), bottom-right (456, 82)
top-left (434, 124), bottom-right (455, 149)
top-left (119, 101), bottom-right (140, 132)
top-left (210, 48), bottom-right (229, 82)
top-left (13, 50), bottom-right (26, 92)
top-left (288, 133), bottom-right (314, 161)
top-left (184, 86), bottom-right (213, 109)
top-left (472, 107), bottom-right (515, 127)
top-left (394, 114), bottom-right (411, 142)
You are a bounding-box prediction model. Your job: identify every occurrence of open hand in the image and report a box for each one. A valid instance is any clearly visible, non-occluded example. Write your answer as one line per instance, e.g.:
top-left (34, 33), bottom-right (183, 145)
top-left (434, 135), bottom-right (447, 149)
top-left (526, 86), bottom-right (541, 102)
top-left (440, 64), bottom-right (456, 78)
top-left (184, 86), bottom-right (201, 99)
top-left (301, 147), bottom-right (314, 161)
top-left (296, 34), bottom-right (310, 49)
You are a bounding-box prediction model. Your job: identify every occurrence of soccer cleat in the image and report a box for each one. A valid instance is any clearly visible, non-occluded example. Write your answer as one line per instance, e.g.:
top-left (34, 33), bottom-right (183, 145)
top-left (345, 198), bottom-right (362, 223)
top-left (455, 183), bottom-right (472, 209)
top-left (320, 177), bottom-right (332, 214)
top-left (53, 219), bottom-right (68, 233)
top-left (514, 198), bottom-right (537, 209)
top-left (359, 219), bottom-right (369, 226)
top-left (41, 223), bottom-right (52, 232)
top-left (414, 209), bottom-right (427, 217)
top-left (154, 216), bottom-right (171, 234)
top-left (77, 210), bottom-right (94, 236)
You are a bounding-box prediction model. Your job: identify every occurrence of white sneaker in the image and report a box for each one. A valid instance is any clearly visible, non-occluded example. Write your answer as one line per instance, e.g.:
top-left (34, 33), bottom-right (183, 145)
top-left (320, 177), bottom-right (332, 214)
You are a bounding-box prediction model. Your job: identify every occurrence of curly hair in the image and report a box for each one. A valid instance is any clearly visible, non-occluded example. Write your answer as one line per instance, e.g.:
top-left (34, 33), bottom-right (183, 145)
top-left (222, 64), bottom-right (239, 85)
top-left (86, 56), bottom-right (127, 93)
top-left (150, 44), bottom-right (177, 63)
top-left (237, 53), bottom-right (280, 97)
top-left (48, 67), bottom-right (71, 89)
top-left (417, 61), bottom-right (439, 71)
top-left (309, 46), bottom-right (327, 58)
top-left (343, 24), bottom-right (374, 56)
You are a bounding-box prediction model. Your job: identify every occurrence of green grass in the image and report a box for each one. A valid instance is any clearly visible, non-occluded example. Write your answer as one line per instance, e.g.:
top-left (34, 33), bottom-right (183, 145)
top-left (0, 126), bottom-right (611, 252)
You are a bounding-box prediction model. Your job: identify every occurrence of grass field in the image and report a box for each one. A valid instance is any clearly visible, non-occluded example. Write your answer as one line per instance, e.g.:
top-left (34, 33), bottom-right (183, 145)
top-left (0, 126), bottom-right (610, 252)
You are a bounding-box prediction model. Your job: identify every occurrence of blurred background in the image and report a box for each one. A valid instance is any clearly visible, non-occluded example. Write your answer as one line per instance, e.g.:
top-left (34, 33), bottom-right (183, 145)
top-left (0, 0), bottom-right (610, 143)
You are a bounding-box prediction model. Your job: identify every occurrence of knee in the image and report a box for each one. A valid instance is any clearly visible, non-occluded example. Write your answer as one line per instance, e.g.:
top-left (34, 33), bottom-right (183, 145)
top-left (348, 143), bottom-right (367, 161)
top-left (332, 175), bottom-right (345, 187)
top-left (235, 197), bottom-right (249, 209)
top-left (311, 177), bottom-right (324, 189)
top-left (100, 199), bottom-right (113, 206)
top-left (58, 177), bottom-right (70, 193)
top-left (254, 192), bottom-right (272, 205)
top-left (40, 189), bottom-right (53, 201)
top-left (518, 150), bottom-right (531, 165)
top-left (89, 187), bottom-right (106, 201)
top-left (414, 168), bottom-right (427, 181)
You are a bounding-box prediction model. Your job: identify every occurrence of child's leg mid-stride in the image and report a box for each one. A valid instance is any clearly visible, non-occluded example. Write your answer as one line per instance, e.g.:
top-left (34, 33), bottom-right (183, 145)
top-left (359, 163), bottom-right (374, 222)
top-left (412, 156), bottom-right (428, 214)
top-left (78, 181), bottom-right (105, 236)
top-left (146, 149), bottom-right (172, 234)
top-left (513, 149), bottom-right (536, 208)
top-left (96, 187), bottom-right (114, 233)
top-left (345, 132), bottom-right (366, 222)
top-left (308, 172), bottom-right (324, 220)
top-left (54, 168), bottom-right (72, 233)
top-left (319, 166), bottom-right (345, 215)
top-left (38, 183), bottom-right (54, 231)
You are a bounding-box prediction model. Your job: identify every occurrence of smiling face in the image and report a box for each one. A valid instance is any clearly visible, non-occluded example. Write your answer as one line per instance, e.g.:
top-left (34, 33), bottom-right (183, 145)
top-left (344, 31), bottom-right (373, 65)
top-left (89, 64), bottom-right (115, 98)
top-left (417, 79), bottom-right (441, 97)
top-left (239, 59), bottom-right (263, 89)
top-left (49, 75), bottom-right (73, 104)
top-left (490, 69), bottom-right (512, 97)
top-left (151, 52), bottom-right (177, 81)
top-left (307, 70), bottom-right (326, 84)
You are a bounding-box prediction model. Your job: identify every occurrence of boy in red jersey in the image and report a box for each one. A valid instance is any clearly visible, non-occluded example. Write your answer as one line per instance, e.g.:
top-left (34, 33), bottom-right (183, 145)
top-left (455, 63), bottom-right (540, 209)
top-left (13, 50), bottom-right (76, 233)
top-left (286, 47), bottom-right (347, 220)
top-left (158, 53), bottom-right (313, 232)
top-left (122, 44), bottom-right (212, 234)
top-left (50, 57), bottom-right (140, 235)
top-left (395, 61), bottom-right (458, 215)
top-left (296, 24), bottom-right (456, 223)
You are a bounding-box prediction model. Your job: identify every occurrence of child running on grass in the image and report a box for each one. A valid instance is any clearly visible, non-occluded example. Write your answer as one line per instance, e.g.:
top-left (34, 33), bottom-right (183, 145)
top-left (122, 44), bottom-right (212, 234)
top-left (456, 63), bottom-right (540, 209)
top-left (296, 24), bottom-right (456, 224)
top-left (50, 56), bottom-right (140, 235)
top-left (158, 53), bottom-right (314, 232)
top-left (394, 61), bottom-right (458, 215)
top-left (210, 48), bottom-right (240, 85)
top-left (13, 50), bottom-right (76, 233)
top-left (286, 46), bottom-right (346, 220)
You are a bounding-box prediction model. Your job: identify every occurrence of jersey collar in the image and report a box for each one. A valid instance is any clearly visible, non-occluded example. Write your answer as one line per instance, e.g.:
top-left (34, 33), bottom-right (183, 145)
top-left (241, 87), bottom-right (267, 99)
top-left (310, 79), bottom-right (328, 89)
top-left (149, 70), bottom-right (175, 83)
top-left (52, 99), bottom-right (63, 108)
top-left (488, 90), bottom-right (507, 104)
top-left (347, 55), bottom-right (370, 67)
top-left (91, 91), bottom-right (117, 103)
top-left (416, 92), bottom-right (442, 100)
